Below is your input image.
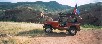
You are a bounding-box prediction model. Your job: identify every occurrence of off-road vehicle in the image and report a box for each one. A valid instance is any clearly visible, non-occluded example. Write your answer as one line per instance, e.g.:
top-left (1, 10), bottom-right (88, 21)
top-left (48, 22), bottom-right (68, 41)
top-left (43, 12), bottom-right (82, 36)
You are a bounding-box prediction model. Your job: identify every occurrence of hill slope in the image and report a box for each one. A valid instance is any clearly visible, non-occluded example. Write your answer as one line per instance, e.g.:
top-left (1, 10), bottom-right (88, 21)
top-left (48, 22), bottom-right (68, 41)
top-left (0, 1), bottom-right (72, 12)
top-left (79, 2), bottom-right (102, 26)
top-left (0, 2), bottom-right (102, 26)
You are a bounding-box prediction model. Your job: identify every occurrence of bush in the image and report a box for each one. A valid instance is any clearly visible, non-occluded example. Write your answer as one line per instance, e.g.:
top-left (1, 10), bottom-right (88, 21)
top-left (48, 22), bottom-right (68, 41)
top-left (81, 24), bottom-right (102, 28)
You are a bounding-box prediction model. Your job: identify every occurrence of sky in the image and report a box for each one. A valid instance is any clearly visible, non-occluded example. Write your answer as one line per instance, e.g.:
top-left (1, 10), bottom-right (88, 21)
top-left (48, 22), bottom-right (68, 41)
top-left (0, 0), bottom-right (102, 7)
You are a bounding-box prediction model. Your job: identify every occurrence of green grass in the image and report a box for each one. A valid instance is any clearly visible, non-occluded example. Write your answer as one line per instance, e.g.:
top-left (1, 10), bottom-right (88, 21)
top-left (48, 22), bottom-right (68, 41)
top-left (80, 24), bottom-right (102, 30)
top-left (81, 24), bottom-right (102, 29)
top-left (17, 29), bottom-right (44, 37)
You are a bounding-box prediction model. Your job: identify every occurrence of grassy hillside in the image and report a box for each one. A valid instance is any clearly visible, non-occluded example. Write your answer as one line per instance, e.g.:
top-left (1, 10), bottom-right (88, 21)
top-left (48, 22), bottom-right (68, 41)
top-left (79, 2), bottom-right (102, 26)
top-left (0, 22), bottom-right (43, 36)
top-left (0, 1), bottom-right (72, 23)
top-left (0, 1), bottom-right (72, 12)
top-left (0, 21), bottom-right (101, 36)
top-left (0, 22), bottom-right (44, 44)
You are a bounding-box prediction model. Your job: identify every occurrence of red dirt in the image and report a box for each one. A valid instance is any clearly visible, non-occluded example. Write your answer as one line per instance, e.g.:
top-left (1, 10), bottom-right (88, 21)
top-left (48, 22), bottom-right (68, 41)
top-left (29, 30), bottom-right (102, 44)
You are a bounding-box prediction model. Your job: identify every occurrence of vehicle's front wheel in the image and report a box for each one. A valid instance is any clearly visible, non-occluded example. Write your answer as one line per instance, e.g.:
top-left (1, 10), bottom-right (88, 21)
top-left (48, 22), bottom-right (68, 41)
top-left (44, 28), bottom-right (53, 33)
top-left (68, 27), bottom-right (77, 36)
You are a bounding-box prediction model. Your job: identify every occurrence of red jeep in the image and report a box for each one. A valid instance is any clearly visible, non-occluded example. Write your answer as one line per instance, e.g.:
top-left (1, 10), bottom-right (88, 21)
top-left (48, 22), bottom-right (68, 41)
top-left (43, 12), bottom-right (82, 36)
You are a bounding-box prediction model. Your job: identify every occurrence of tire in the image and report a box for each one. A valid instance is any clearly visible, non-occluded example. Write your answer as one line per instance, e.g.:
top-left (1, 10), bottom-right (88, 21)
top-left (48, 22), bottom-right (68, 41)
top-left (68, 27), bottom-right (77, 36)
top-left (44, 28), bottom-right (53, 33)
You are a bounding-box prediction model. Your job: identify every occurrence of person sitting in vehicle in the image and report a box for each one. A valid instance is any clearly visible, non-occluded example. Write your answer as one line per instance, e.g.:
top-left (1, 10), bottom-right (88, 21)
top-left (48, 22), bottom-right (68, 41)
top-left (59, 17), bottom-right (68, 27)
top-left (68, 15), bottom-right (77, 23)
top-left (45, 16), bottom-right (53, 21)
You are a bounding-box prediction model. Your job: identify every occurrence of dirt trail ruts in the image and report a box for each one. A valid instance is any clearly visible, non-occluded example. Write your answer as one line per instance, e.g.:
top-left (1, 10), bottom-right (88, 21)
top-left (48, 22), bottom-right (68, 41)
top-left (29, 30), bottom-right (102, 44)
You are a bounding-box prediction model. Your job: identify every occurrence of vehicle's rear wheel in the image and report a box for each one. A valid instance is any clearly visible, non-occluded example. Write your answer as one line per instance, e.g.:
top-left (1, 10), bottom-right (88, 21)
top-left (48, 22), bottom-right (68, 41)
top-left (68, 27), bottom-right (77, 36)
top-left (44, 28), bottom-right (53, 33)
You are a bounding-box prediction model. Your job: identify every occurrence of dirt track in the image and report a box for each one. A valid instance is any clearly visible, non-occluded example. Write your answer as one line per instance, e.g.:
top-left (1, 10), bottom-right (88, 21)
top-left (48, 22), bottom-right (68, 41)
top-left (29, 30), bottom-right (102, 44)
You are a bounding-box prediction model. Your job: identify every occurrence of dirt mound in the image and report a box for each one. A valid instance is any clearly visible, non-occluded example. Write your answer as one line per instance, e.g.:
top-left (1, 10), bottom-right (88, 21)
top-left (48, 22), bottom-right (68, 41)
top-left (29, 30), bottom-right (102, 44)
